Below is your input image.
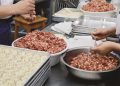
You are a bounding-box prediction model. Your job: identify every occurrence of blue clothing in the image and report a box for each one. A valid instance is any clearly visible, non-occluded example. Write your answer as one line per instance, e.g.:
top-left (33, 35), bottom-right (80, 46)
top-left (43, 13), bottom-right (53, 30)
top-left (113, 35), bottom-right (120, 56)
top-left (0, 18), bottom-right (12, 45)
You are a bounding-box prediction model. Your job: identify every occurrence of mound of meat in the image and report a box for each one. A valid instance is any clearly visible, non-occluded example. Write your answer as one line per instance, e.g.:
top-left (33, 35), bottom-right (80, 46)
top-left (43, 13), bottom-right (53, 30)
top-left (69, 52), bottom-right (119, 71)
top-left (82, 0), bottom-right (115, 12)
top-left (14, 30), bottom-right (66, 54)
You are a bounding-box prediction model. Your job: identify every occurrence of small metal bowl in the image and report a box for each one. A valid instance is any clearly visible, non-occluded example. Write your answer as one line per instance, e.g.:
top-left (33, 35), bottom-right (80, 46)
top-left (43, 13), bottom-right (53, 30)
top-left (61, 47), bottom-right (120, 80)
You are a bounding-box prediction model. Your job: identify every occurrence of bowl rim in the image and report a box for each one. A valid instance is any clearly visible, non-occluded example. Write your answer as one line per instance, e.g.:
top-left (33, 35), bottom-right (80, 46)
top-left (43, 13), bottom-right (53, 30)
top-left (12, 34), bottom-right (68, 56)
top-left (61, 47), bottom-right (120, 73)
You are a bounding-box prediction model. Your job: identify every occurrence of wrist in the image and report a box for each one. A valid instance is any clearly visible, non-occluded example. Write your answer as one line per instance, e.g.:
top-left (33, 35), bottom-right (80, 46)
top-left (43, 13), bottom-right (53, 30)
top-left (110, 42), bottom-right (120, 52)
top-left (108, 27), bottom-right (116, 36)
top-left (9, 4), bottom-right (16, 15)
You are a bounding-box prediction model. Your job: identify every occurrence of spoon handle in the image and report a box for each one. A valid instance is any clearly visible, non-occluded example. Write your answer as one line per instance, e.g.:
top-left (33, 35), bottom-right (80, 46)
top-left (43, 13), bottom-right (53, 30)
top-left (94, 38), bottom-right (97, 47)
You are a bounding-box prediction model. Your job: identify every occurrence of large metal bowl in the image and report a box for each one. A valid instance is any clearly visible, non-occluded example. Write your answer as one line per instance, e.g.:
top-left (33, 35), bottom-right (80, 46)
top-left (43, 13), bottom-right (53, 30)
top-left (61, 47), bottom-right (120, 80)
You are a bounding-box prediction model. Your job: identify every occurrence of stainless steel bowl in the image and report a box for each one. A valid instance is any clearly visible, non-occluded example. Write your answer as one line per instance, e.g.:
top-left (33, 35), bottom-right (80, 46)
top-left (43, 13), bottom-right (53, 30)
top-left (61, 47), bottom-right (120, 80)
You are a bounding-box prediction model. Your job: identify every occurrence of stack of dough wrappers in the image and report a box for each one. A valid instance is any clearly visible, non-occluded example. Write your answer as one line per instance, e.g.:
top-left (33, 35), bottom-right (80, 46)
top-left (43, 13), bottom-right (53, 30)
top-left (0, 45), bottom-right (50, 86)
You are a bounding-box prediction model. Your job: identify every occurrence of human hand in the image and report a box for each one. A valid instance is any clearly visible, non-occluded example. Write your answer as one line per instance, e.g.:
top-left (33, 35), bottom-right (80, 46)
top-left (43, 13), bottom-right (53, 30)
top-left (21, 13), bottom-right (36, 21)
top-left (91, 28), bottom-right (115, 40)
top-left (13, 0), bottom-right (35, 15)
top-left (91, 41), bottom-right (117, 55)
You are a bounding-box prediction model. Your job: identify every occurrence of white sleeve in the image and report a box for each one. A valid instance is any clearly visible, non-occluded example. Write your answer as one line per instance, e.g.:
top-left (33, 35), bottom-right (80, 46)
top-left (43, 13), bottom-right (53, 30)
top-left (0, 0), bottom-right (14, 5)
top-left (0, 0), bottom-right (14, 19)
top-left (116, 13), bottom-right (120, 35)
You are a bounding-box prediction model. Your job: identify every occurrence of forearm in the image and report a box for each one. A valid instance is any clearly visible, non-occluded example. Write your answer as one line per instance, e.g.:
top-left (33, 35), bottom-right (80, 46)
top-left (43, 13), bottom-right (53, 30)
top-left (0, 5), bottom-right (16, 18)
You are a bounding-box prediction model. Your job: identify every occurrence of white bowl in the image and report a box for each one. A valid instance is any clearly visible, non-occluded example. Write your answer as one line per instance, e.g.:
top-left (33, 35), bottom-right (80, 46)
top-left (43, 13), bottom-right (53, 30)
top-left (12, 34), bottom-right (68, 66)
top-left (80, 7), bottom-right (117, 17)
top-left (50, 34), bottom-right (68, 66)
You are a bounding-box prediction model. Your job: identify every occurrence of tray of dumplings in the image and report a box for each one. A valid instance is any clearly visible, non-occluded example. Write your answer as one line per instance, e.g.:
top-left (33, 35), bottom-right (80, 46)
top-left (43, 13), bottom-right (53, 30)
top-left (0, 45), bottom-right (50, 86)
top-left (52, 8), bottom-right (83, 22)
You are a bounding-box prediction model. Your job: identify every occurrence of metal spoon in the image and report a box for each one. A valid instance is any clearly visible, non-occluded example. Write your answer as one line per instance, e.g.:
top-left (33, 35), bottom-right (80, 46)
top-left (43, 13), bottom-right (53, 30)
top-left (94, 38), bottom-right (97, 47)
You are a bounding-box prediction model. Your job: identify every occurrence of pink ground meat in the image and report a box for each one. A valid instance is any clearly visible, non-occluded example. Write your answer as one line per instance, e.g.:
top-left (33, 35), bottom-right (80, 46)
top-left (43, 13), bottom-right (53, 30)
top-left (14, 30), bottom-right (66, 54)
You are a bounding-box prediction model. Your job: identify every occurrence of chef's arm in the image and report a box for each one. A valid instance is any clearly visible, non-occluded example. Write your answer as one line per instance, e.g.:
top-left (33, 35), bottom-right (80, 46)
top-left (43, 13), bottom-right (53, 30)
top-left (107, 27), bottom-right (116, 36)
top-left (92, 41), bottom-right (120, 54)
top-left (0, 5), bottom-right (15, 18)
top-left (0, 0), bottom-right (35, 18)
top-left (111, 42), bottom-right (120, 52)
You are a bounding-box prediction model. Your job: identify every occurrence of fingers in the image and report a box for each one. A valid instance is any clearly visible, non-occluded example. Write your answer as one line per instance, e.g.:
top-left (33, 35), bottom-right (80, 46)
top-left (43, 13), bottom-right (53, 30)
top-left (28, 1), bottom-right (35, 14)
top-left (24, 0), bottom-right (35, 10)
top-left (27, 2), bottom-right (35, 11)
top-left (21, 14), bottom-right (36, 21)
top-left (91, 41), bottom-right (103, 52)
top-left (91, 44), bottom-right (109, 55)
top-left (92, 29), bottom-right (102, 36)
top-left (29, 11), bottom-right (36, 21)
top-left (30, 15), bottom-right (36, 21)
top-left (15, 0), bottom-right (35, 14)
top-left (28, 0), bottom-right (35, 4)
top-left (24, 0), bottom-right (35, 4)
top-left (28, 2), bottom-right (35, 8)
top-left (29, 10), bottom-right (36, 15)
top-left (28, 8), bottom-right (35, 14)
top-left (91, 47), bottom-right (105, 55)
top-left (91, 33), bottom-right (101, 40)
top-left (32, 11), bottom-right (36, 15)
top-left (91, 29), bottom-right (105, 40)
top-left (91, 47), bottom-right (99, 53)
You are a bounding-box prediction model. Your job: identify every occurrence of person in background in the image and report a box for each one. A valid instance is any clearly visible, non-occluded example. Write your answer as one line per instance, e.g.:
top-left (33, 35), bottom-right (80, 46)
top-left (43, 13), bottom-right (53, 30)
top-left (91, 12), bottom-right (120, 55)
top-left (0, 0), bottom-right (35, 45)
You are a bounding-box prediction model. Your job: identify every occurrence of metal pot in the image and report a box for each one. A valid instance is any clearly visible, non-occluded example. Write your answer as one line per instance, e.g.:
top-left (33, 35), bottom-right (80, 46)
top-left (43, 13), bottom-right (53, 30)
top-left (61, 47), bottom-right (120, 80)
